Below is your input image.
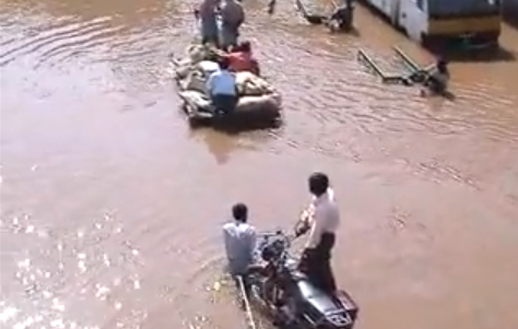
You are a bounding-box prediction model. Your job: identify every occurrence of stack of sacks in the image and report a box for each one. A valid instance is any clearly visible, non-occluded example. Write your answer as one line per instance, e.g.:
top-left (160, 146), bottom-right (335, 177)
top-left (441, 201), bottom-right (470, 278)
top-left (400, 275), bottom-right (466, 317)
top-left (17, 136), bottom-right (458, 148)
top-left (234, 71), bottom-right (281, 114)
top-left (173, 44), bottom-right (219, 80)
top-left (179, 60), bottom-right (220, 94)
top-left (235, 71), bottom-right (277, 97)
top-left (174, 45), bottom-right (281, 114)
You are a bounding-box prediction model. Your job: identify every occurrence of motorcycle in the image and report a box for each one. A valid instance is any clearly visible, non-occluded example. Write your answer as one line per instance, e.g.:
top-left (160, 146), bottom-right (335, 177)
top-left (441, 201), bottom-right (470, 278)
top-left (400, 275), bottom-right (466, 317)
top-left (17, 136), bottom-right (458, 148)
top-left (242, 224), bottom-right (359, 329)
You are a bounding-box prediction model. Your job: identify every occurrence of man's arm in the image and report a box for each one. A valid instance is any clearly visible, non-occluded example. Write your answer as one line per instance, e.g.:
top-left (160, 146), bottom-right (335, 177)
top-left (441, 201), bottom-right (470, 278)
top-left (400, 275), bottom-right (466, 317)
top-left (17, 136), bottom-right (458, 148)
top-left (251, 59), bottom-right (260, 76)
top-left (206, 74), bottom-right (214, 95)
top-left (305, 207), bottom-right (325, 249)
top-left (222, 226), bottom-right (232, 258)
top-left (248, 228), bottom-right (257, 258)
top-left (267, 0), bottom-right (276, 14)
top-left (238, 7), bottom-right (245, 26)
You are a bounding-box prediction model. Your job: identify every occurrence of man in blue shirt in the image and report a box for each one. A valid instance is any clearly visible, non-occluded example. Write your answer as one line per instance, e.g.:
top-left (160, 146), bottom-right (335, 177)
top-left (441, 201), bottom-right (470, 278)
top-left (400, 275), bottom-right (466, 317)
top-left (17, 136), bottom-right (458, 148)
top-left (206, 57), bottom-right (238, 116)
top-left (222, 203), bottom-right (257, 277)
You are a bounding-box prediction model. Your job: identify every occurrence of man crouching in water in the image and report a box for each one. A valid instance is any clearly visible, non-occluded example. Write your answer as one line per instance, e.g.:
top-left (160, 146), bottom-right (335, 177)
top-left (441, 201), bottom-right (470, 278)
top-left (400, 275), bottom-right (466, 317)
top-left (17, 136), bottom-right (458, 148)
top-left (222, 203), bottom-right (285, 315)
top-left (422, 58), bottom-right (450, 95)
top-left (405, 58), bottom-right (450, 96)
top-left (223, 203), bottom-right (257, 282)
top-left (326, 0), bottom-right (354, 33)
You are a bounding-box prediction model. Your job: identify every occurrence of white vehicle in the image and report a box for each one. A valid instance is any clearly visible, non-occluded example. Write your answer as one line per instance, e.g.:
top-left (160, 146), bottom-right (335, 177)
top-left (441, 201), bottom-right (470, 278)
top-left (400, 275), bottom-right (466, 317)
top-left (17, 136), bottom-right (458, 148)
top-left (361, 0), bottom-right (502, 47)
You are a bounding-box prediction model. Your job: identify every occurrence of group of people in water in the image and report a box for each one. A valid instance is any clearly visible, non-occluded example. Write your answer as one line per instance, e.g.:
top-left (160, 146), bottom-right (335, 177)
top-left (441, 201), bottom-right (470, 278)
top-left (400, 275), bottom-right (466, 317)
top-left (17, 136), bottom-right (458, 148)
top-left (197, 0), bottom-right (448, 119)
top-left (205, 41), bottom-right (260, 116)
top-left (195, 0), bottom-right (264, 116)
top-left (195, 0), bottom-right (245, 51)
top-left (223, 173), bottom-right (339, 305)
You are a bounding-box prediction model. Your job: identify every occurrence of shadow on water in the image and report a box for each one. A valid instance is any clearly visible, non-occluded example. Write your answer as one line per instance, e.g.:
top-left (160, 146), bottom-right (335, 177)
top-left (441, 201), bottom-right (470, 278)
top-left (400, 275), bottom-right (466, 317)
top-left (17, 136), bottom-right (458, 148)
top-left (504, 17), bottom-right (518, 30)
top-left (426, 43), bottom-right (516, 63)
top-left (210, 118), bottom-right (284, 135)
top-left (187, 116), bottom-right (284, 135)
top-left (187, 124), bottom-right (282, 164)
top-left (313, 24), bottom-right (361, 38)
top-left (447, 45), bottom-right (515, 62)
top-left (503, 3), bottom-right (518, 29)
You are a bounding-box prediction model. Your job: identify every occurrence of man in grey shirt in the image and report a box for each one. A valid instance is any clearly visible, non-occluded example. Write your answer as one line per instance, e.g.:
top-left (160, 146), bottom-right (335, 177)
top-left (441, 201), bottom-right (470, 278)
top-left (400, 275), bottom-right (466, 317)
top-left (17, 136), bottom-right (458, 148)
top-left (222, 203), bottom-right (257, 277)
top-left (220, 0), bottom-right (245, 50)
top-left (196, 0), bottom-right (219, 45)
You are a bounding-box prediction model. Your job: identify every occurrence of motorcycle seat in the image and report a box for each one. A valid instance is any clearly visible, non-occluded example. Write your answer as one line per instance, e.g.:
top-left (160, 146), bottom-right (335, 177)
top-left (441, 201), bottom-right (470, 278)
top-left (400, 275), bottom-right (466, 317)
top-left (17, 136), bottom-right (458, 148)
top-left (291, 271), bottom-right (358, 318)
top-left (294, 278), bottom-right (342, 314)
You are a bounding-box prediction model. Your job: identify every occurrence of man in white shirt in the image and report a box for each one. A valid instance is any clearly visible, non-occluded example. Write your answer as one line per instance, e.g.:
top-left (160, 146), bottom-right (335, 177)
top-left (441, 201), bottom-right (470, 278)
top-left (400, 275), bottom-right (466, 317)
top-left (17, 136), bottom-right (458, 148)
top-left (206, 57), bottom-right (238, 116)
top-left (296, 172), bottom-right (340, 293)
top-left (223, 203), bottom-right (257, 277)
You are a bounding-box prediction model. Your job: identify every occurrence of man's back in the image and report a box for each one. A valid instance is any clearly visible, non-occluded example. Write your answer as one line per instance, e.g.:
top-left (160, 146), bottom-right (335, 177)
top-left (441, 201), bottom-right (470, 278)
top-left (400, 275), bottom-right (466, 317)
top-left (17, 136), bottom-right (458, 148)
top-left (199, 0), bottom-right (218, 19)
top-left (223, 221), bottom-right (256, 275)
top-left (225, 52), bottom-right (259, 75)
top-left (206, 69), bottom-right (237, 96)
top-left (221, 0), bottom-right (245, 26)
top-left (427, 67), bottom-right (449, 92)
top-left (306, 188), bottom-right (340, 249)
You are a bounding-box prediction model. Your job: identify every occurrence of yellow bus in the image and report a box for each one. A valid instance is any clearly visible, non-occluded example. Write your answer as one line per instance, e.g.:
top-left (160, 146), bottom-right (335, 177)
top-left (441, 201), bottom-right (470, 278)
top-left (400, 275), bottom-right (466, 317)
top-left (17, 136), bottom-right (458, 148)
top-left (362, 0), bottom-right (502, 47)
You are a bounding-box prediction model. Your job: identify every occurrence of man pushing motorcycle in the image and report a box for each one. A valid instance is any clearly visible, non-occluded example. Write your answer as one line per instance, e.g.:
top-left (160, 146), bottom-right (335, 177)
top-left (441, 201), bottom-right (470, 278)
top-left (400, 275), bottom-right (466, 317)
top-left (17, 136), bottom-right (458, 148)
top-left (222, 172), bottom-right (339, 299)
top-left (222, 175), bottom-right (359, 328)
top-left (296, 172), bottom-right (340, 293)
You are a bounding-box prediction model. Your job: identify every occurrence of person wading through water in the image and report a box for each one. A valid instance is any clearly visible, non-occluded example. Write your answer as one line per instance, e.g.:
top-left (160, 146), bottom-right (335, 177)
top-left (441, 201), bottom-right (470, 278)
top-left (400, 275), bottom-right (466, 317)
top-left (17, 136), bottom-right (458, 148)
top-left (222, 203), bottom-right (257, 303)
top-left (326, 0), bottom-right (354, 32)
top-left (195, 0), bottom-right (219, 46)
top-left (422, 58), bottom-right (450, 95)
top-left (404, 57), bottom-right (450, 96)
top-left (220, 0), bottom-right (245, 51)
top-left (296, 172), bottom-right (340, 293)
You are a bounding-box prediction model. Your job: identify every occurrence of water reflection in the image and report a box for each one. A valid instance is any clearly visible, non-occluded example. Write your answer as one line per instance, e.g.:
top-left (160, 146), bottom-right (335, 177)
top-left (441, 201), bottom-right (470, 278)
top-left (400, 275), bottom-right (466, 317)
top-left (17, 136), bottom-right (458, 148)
top-left (188, 128), bottom-right (279, 165)
top-left (2, 0), bottom-right (518, 328)
top-left (0, 212), bottom-right (145, 329)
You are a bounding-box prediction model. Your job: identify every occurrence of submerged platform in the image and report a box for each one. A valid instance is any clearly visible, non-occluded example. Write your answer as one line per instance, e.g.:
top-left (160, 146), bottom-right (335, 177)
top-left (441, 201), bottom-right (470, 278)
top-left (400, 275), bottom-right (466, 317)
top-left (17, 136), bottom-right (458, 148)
top-left (357, 48), bottom-right (404, 84)
top-left (357, 46), bottom-right (455, 99)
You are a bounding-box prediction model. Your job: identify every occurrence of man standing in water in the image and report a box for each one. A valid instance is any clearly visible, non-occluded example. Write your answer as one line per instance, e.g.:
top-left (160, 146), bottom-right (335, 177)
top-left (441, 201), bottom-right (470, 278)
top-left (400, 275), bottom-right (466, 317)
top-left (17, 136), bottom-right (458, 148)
top-left (196, 0), bottom-right (219, 46)
top-left (222, 203), bottom-right (257, 278)
top-left (297, 172), bottom-right (340, 293)
top-left (220, 0), bottom-right (245, 51)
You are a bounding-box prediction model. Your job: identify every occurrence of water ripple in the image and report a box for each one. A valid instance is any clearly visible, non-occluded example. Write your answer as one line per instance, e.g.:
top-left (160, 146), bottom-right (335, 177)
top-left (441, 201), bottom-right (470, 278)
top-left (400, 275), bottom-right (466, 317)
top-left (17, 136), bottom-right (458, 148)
top-left (2, 1), bottom-right (518, 329)
top-left (0, 213), bottom-right (146, 329)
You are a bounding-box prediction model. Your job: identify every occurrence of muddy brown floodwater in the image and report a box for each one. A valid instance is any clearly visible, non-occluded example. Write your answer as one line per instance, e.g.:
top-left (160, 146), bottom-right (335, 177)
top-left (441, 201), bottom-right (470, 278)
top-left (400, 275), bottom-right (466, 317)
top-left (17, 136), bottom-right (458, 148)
top-left (1, 0), bottom-right (518, 328)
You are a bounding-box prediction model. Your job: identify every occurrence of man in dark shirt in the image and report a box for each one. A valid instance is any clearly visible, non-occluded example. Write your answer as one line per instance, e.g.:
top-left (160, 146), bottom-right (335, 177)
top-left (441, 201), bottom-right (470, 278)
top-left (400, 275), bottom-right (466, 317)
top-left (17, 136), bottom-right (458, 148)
top-left (327, 0), bottom-right (354, 32)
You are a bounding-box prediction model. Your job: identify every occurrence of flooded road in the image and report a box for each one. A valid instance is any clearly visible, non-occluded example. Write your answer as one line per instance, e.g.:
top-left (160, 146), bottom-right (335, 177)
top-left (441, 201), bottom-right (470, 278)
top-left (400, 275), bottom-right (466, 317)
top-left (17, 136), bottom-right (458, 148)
top-left (1, 0), bottom-right (518, 328)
